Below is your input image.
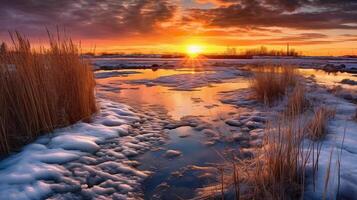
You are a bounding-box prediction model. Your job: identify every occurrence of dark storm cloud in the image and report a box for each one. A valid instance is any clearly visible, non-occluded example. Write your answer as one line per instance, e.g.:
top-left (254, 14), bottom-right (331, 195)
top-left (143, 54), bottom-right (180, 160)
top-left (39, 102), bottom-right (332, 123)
top-left (0, 0), bottom-right (177, 39)
top-left (189, 0), bottom-right (357, 30)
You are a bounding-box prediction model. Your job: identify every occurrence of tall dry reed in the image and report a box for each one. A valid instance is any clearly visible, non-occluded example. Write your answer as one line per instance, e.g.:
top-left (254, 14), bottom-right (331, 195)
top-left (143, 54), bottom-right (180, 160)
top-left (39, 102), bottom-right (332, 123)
top-left (307, 107), bottom-right (335, 141)
top-left (196, 117), bottom-right (315, 200)
top-left (285, 85), bottom-right (309, 117)
top-left (250, 66), bottom-right (298, 105)
top-left (0, 32), bottom-right (97, 154)
top-left (242, 119), bottom-right (309, 199)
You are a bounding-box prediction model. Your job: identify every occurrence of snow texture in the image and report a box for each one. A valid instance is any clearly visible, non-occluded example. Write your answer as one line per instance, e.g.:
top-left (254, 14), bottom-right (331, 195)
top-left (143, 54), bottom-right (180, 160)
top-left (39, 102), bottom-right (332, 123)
top-left (130, 67), bottom-right (245, 90)
top-left (304, 92), bottom-right (357, 199)
top-left (0, 99), bottom-right (165, 200)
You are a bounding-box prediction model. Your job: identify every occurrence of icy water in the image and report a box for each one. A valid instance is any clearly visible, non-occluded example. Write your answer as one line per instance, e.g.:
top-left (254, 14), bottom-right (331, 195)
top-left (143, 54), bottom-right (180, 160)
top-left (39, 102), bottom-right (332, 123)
top-left (95, 67), bottom-right (357, 199)
top-left (299, 68), bottom-right (357, 88)
top-left (96, 68), bottom-right (249, 199)
top-left (96, 68), bottom-right (248, 120)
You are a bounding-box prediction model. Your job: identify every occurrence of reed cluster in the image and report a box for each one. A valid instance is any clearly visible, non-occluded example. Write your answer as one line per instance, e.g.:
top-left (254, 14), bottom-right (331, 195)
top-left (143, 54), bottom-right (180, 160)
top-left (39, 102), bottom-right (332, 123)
top-left (307, 107), bottom-right (335, 141)
top-left (285, 85), bottom-right (309, 117)
top-left (250, 66), bottom-right (298, 105)
top-left (0, 32), bottom-right (97, 154)
top-left (196, 118), bottom-right (314, 200)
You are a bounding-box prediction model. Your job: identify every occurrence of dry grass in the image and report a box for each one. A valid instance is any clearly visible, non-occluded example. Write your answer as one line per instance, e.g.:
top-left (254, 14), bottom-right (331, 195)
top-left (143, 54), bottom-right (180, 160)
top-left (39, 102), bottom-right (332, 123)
top-left (197, 118), bottom-right (314, 200)
top-left (243, 119), bottom-right (309, 199)
top-left (250, 66), bottom-right (298, 105)
top-left (285, 85), bottom-right (309, 117)
top-left (307, 107), bottom-right (335, 141)
top-left (0, 32), bottom-right (97, 154)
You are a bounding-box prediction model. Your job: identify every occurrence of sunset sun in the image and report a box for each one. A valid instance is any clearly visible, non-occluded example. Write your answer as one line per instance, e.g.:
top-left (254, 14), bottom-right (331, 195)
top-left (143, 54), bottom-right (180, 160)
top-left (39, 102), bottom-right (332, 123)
top-left (186, 45), bottom-right (203, 57)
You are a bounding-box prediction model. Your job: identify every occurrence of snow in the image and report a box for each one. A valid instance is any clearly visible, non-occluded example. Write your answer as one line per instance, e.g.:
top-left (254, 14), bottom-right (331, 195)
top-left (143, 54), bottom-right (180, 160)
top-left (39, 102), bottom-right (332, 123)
top-left (214, 68), bottom-right (357, 199)
top-left (95, 70), bottom-right (141, 79)
top-left (304, 92), bottom-right (357, 199)
top-left (0, 99), bottom-right (163, 200)
top-left (49, 135), bottom-right (100, 153)
top-left (164, 150), bottom-right (182, 158)
top-left (92, 57), bottom-right (357, 71)
top-left (3, 57), bottom-right (357, 199)
top-left (129, 67), bottom-right (245, 90)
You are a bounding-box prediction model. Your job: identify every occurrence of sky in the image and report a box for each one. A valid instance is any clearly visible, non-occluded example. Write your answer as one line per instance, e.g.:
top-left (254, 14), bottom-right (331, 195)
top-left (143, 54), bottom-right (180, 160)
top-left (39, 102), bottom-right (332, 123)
top-left (1, 0), bottom-right (357, 56)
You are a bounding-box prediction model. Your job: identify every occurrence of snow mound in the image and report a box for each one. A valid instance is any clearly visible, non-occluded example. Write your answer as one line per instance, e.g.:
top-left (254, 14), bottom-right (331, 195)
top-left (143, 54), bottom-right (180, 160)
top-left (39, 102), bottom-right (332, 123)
top-left (0, 99), bottom-right (163, 200)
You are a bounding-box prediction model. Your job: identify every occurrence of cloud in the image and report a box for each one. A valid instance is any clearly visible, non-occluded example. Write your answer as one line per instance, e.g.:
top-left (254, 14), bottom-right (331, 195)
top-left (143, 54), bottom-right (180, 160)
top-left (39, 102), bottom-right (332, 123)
top-left (1, 0), bottom-right (356, 52)
top-left (0, 0), bottom-right (177, 39)
top-left (187, 0), bottom-right (357, 30)
top-left (205, 32), bottom-right (333, 46)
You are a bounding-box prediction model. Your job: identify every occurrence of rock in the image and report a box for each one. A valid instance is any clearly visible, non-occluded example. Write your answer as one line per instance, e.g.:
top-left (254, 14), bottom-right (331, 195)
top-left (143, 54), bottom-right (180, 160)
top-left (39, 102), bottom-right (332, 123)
top-left (225, 119), bottom-right (243, 127)
top-left (164, 150), bottom-right (182, 158)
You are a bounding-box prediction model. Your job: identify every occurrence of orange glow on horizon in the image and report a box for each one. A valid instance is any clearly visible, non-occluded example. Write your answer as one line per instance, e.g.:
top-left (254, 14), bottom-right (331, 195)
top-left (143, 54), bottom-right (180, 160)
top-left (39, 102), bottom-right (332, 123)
top-left (186, 44), bottom-right (204, 57)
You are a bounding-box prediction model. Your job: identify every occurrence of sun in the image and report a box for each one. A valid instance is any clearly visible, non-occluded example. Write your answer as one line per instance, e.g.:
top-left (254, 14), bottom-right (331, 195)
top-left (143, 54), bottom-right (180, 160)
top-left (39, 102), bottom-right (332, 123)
top-left (186, 45), bottom-right (203, 57)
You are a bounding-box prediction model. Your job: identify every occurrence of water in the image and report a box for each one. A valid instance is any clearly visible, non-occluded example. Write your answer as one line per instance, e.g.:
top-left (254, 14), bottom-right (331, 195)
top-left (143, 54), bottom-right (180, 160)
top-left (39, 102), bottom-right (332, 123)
top-left (95, 66), bottom-right (357, 199)
top-left (96, 68), bottom-right (249, 199)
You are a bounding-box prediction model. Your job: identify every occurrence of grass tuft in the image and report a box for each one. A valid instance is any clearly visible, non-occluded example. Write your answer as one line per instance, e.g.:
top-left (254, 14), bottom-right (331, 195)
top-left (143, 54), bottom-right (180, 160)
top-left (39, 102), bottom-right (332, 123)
top-left (244, 119), bottom-right (308, 199)
top-left (250, 66), bottom-right (298, 105)
top-left (0, 32), bottom-right (97, 154)
top-left (197, 118), bottom-right (313, 200)
top-left (307, 107), bottom-right (335, 141)
top-left (285, 85), bottom-right (309, 117)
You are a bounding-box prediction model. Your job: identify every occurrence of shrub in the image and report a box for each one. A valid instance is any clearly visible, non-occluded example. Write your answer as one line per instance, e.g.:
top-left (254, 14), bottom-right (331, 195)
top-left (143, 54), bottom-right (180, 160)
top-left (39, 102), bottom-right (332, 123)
top-left (0, 32), bottom-right (97, 154)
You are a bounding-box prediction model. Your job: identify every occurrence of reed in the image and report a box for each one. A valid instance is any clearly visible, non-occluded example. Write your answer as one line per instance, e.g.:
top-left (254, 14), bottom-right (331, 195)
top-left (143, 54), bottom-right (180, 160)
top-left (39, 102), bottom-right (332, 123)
top-left (250, 66), bottom-right (298, 105)
top-left (243, 119), bottom-right (308, 199)
top-left (196, 117), bottom-right (314, 200)
top-left (307, 107), bottom-right (335, 141)
top-left (285, 85), bottom-right (309, 117)
top-left (0, 32), bottom-right (97, 154)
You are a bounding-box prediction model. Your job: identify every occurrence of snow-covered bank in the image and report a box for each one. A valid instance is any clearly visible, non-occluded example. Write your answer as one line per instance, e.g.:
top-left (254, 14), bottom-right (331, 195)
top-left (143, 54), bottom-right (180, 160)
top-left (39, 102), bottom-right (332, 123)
top-left (91, 57), bottom-right (357, 71)
top-left (215, 72), bottom-right (357, 199)
top-left (304, 90), bottom-right (357, 199)
top-left (129, 67), bottom-right (246, 90)
top-left (0, 99), bottom-right (167, 200)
